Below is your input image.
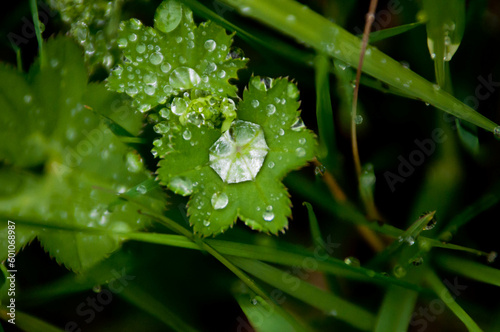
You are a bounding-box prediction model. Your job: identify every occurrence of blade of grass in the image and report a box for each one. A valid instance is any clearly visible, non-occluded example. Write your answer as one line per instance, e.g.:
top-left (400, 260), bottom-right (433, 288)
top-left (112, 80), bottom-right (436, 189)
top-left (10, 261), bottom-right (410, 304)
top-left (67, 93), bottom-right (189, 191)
top-left (119, 284), bottom-right (200, 332)
top-left (229, 256), bottom-right (376, 331)
top-left (0, 308), bottom-right (63, 332)
top-left (29, 0), bottom-right (45, 68)
top-left (434, 254), bottom-right (500, 287)
top-left (303, 201), bottom-right (324, 248)
top-left (217, 0), bottom-right (500, 133)
top-left (365, 22), bottom-right (424, 43)
top-left (374, 285), bottom-right (419, 332)
top-left (314, 55), bottom-right (338, 170)
top-left (424, 269), bottom-right (483, 331)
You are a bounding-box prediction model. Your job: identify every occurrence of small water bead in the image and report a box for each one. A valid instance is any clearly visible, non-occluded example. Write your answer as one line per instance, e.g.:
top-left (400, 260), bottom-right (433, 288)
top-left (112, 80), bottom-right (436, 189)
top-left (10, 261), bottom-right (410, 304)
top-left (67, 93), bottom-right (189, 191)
top-left (218, 70), bottom-right (226, 78)
top-left (144, 86), bottom-right (156, 96)
top-left (170, 176), bottom-right (194, 195)
top-left (433, 84), bottom-right (441, 91)
top-left (126, 86), bottom-right (139, 96)
top-left (287, 83), bottom-right (299, 99)
top-left (136, 43), bottom-right (146, 53)
top-left (92, 285), bottom-right (102, 293)
top-left (494, 126), bottom-right (500, 139)
top-left (268, 161), bottom-right (275, 168)
top-left (179, 56), bottom-right (187, 64)
top-left (206, 62), bottom-right (217, 73)
top-left (354, 114), bottom-right (363, 125)
top-left (344, 256), bottom-right (360, 267)
top-left (263, 206), bottom-right (274, 221)
top-left (24, 95), bottom-right (32, 104)
top-left (169, 67), bottom-right (201, 89)
top-left (266, 104), bottom-right (276, 115)
top-left (291, 118), bottom-right (305, 131)
top-left (176, 36), bottom-right (183, 43)
top-left (150, 52), bottom-right (164, 65)
top-left (211, 192), bottom-right (228, 210)
top-left (279, 128), bottom-right (285, 136)
top-left (393, 265), bottom-right (407, 278)
top-left (183, 129), bottom-right (192, 140)
top-left (295, 147), bottom-right (306, 157)
top-left (118, 38), bottom-right (128, 47)
top-left (298, 138), bottom-right (306, 145)
top-left (136, 185), bottom-right (147, 194)
top-left (204, 39), bottom-right (216, 52)
top-left (50, 59), bottom-right (59, 68)
top-left (203, 220), bottom-right (211, 227)
top-left (251, 100), bottom-right (259, 108)
top-left (144, 73), bottom-right (157, 85)
top-left (405, 236), bottom-right (415, 246)
top-left (129, 33), bottom-right (137, 42)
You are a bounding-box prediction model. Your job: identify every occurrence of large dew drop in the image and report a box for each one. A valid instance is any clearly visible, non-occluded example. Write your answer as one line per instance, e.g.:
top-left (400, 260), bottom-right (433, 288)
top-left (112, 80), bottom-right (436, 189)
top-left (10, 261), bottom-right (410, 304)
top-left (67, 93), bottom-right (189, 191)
top-left (169, 67), bottom-right (201, 90)
top-left (169, 176), bottom-right (194, 195)
top-left (211, 192), bottom-right (228, 210)
top-left (209, 120), bottom-right (269, 184)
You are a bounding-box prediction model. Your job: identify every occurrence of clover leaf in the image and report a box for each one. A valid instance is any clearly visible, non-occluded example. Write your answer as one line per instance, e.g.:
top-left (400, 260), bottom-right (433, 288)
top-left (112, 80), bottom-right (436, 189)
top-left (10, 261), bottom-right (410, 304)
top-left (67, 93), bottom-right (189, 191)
top-left (155, 77), bottom-right (316, 236)
top-left (106, 0), bottom-right (248, 112)
top-left (0, 37), bottom-right (164, 271)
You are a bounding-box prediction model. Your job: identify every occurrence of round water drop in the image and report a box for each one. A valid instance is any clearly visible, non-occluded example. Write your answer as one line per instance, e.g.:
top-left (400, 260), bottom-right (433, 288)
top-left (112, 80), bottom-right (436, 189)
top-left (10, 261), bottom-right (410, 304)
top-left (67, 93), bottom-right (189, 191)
top-left (393, 265), bottom-right (407, 278)
top-left (433, 84), bottom-right (441, 91)
top-left (268, 161), bottom-right (275, 168)
top-left (126, 85), bottom-right (138, 96)
top-left (118, 38), bottom-right (128, 48)
top-left (263, 206), bottom-right (274, 222)
top-left (155, 0), bottom-right (182, 33)
top-left (144, 73), bottom-right (157, 85)
top-left (144, 85), bottom-right (156, 96)
top-left (291, 118), bottom-right (305, 131)
top-left (211, 192), bottom-right (228, 210)
top-left (494, 126), bottom-right (500, 139)
top-left (136, 185), bottom-right (147, 194)
top-left (129, 33), bottom-right (137, 42)
top-left (150, 52), bottom-right (164, 65)
top-left (218, 70), bottom-right (226, 78)
top-left (50, 59), bottom-right (59, 68)
top-left (24, 95), bottom-right (32, 104)
top-left (279, 128), bottom-right (285, 136)
top-left (136, 43), bottom-right (146, 53)
top-left (344, 256), bottom-right (360, 267)
top-left (169, 67), bottom-right (201, 90)
top-left (183, 129), bottom-right (192, 140)
top-left (175, 36), bottom-right (183, 43)
top-left (298, 138), bottom-right (306, 145)
top-left (405, 236), bottom-right (415, 246)
top-left (295, 147), bottom-right (306, 157)
top-left (203, 220), bottom-right (211, 227)
top-left (354, 114), bottom-right (363, 125)
top-left (92, 285), bottom-right (102, 293)
top-left (204, 39), bottom-right (216, 52)
top-left (251, 100), bottom-right (259, 108)
top-left (206, 62), bottom-right (217, 72)
top-left (266, 104), bottom-right (276, 115)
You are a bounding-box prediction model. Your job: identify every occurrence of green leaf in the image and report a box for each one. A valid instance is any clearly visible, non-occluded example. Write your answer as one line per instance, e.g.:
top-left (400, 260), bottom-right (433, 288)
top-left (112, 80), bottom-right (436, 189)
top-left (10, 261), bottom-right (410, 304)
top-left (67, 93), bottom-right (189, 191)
top-left (374, 285), bottom-right (418, 332)
top-left (107, 0), bottom-right (248, 112)
top-left (0, 37), bottom-right (163, 272)
top-left (155, 77), bottom-right (315, 236)
top-left (366, 22), bottom-right (424, 43)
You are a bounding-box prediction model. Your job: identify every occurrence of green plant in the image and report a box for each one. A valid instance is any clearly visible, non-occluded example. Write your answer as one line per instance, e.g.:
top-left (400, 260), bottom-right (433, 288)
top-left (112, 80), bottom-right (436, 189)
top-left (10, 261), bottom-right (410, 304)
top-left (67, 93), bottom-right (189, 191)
top-left (1, 0), bottom-right (500, 331)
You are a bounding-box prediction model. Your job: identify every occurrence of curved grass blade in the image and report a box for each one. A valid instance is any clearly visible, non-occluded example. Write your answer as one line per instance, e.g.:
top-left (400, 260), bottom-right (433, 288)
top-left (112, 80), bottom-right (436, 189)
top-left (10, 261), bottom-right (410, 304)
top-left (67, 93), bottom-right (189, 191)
top-left (374, 285), bottom-right (418, 332)
top-left (366, 22), bottom-right (424, 43)
top-left (435, 254), bottom-right (500, 288)
top-left (216, 0), bottom-right (499, 133)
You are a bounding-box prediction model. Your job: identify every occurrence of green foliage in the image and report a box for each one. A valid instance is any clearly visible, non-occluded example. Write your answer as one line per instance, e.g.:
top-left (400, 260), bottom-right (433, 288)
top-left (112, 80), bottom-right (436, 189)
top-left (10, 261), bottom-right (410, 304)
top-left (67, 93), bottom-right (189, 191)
top-left (0, 37), bottom-right (163, 271)
top-left (155, 77), bottom-right (315, 236)
top-left (107, 1), bottom-right (247, 112)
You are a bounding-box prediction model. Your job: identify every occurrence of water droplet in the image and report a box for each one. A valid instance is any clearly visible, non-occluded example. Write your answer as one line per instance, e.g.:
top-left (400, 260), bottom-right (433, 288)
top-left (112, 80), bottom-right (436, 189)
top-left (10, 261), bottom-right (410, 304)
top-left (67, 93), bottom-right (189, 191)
top-left (136, 185), bottom-right (147, 194)
top-left (487, 251), bottom-right (497, 263)
top-left (144, 86), bottom-right (156, 95)
top-left (161, 62), bottom-right (171, 73)
top-left (251, 100), bottom-right (259, 108)
top-left (286, 14), bottom-right (296, 22)
top-left (169, 176), bottom-right (193, 195)
top-left (204, 39), bottom-right (216, 52)
top-left (263, 206), bottom-right (274, 221)
top-left (279, 128), bottom-right (285, 136)
top-left (494, 126), bottom-right (500, 139)
top-left (169, 67), bottom-right (201, 89)
top-left (203, 220), bottom-right (211, 227)
top-left (126, 85), bottom-right (138, 96)
top-left (298, 138), bottom-right (306, 145)
top-left (393, 265), bottom-right (407, 278)
top-left (211, 192), bottom-right (228, 209)
top-left (92, 285), bottom-right (102, 293)
top-left (405, 236), bottom-right (415, 246)
top-left (295, 147), bottom-right (306, 157)
top-left (266, 104), bottom-right (276, 115)
top-left (250, 298), bottom-right (258, 305)
top-left (209, 120), bottom-right (269, 183)
top-left (24, 95), bottom-right (32, 104)
top-left (129, 33), bottom-right (137, 42)
top-left (50, 59), bottom-right (59, 68)
top-left (175, 36), bottom-right (183, 43)
top-left (118, 38), bottom-right (128, 48)
top-left (354, 114), bottom-right (363, 125)
top-left (329, 309), bottom-right (337, 317)
top-left (218, 70), bottom-right (226, 78)
top-left (183, 129), bottom-right (192, 140)
top-left (155, 0), bottom-right (182, 33)
top-left (150, 52), bottom-right (164, 65)
top-left (423, 216), bottom-right (437, 230)
top-left (400, 61), bottom-right (410, 69)
top-left (268, 161), bottom-right (275, 168)
top-left (291, 118), bottom-right (305, 131)
top-left (433, 84), bottom-right (441, 91)
top-left (136, 44), bottom-right (146, 53)
top-left (344, 256), bottom-right (360, 267)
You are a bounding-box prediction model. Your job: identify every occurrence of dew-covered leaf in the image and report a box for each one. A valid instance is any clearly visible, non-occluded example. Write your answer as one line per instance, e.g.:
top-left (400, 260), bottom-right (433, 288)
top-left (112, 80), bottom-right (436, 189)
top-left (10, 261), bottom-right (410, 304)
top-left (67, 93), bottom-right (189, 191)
top-left (155, 77), bottom-right (316, 236)
top-left (107, 0), bottom-right (247, 112)
top-left (0, 37), bottom-right (162, 272)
